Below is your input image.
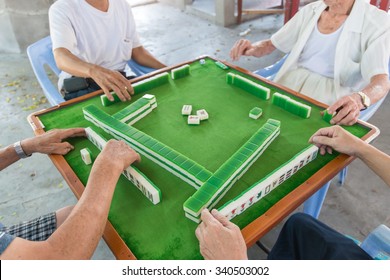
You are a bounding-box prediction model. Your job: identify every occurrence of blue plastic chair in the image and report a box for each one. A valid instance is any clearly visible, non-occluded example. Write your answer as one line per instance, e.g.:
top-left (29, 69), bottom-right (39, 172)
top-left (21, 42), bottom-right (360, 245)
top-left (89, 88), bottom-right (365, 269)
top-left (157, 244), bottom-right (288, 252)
top-left (254, 56), bottom-right (389, 219)
top-left (27, 36), bottom-right (156, 106)
top-left (347, 224), bottom-right (390, 260)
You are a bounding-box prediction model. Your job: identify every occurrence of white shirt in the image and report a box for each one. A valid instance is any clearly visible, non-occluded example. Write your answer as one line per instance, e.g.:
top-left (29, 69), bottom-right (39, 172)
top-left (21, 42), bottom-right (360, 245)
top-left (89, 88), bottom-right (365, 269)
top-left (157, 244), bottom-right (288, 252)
top-left (271, 0), bottom-right (390, 103)
top-left (298, 23), bottom-right (344, 78)
top-left (49, 0), bottom-right (141, 87)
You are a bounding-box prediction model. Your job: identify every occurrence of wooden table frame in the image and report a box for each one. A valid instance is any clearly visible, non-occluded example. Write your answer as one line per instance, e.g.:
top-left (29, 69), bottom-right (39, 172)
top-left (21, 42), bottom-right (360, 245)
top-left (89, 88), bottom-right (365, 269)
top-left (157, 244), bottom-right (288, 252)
top-left (28, 56), bottom-right (379, 259)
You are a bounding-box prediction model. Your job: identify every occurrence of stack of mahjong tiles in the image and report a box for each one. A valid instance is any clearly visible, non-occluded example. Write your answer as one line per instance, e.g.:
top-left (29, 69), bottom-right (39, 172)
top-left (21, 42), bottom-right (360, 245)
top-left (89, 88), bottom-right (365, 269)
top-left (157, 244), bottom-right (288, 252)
top-left (100, 72), bottom-right (170, 106)
top-left (85, 127), bottom-right (162, 204)
top-left (226, 72), bottom-right (270, 100)
top-left (171, 64), bottom-right (190, 80)
top-left (83, 105), bottom-right (213, 189)
top-left (183, 118), bottom-right (281, 223)
top-left (218, 145), bottom-right (319, 220)
top-left (272, 92), bottom-right (311, 118)
top-left (112, 94), bottom-right (157, 125)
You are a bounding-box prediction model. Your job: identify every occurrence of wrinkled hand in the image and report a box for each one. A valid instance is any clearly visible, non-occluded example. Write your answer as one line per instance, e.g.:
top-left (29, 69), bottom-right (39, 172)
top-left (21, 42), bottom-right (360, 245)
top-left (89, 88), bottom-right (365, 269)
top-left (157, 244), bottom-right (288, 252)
top-left (22, 128), bottom-right (86, 155)
top-left (309, 125), bottom-right (365, 156)
top-left (99, 140), bottom-right (141, 171)
top-left (327, 94), bottom-right (363, 125)
top-left (230, 39), bottom-right (257, 61)
top-left (89, 65), bottom-right (133, 102)
top-left (195, 209), bottom-right (248, 260)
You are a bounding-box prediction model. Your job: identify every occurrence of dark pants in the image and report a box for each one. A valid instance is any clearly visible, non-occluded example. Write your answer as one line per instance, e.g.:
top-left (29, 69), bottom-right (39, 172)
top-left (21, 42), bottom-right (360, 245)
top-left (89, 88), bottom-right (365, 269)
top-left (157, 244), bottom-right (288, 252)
top-left (267, 213), bottom-right (373, 260)
top-left (63, 74), bottom-right (136, 101)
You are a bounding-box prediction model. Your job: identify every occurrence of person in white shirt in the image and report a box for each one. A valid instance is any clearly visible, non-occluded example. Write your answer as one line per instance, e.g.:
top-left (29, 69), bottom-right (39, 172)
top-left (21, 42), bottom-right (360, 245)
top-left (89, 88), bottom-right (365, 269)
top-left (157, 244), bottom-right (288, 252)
top-left (49, 0), bottom-right (166, 102)
top-left (230, 0), bottom-right (390, 126)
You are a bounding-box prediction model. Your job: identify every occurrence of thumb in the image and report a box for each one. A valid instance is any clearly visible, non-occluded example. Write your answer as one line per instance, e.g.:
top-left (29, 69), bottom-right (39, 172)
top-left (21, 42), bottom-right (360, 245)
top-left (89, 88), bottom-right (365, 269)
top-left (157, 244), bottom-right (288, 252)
top-left (245, 47), bottom-right (256, 56)
top-left (211, 209), bottom-right (230, 227)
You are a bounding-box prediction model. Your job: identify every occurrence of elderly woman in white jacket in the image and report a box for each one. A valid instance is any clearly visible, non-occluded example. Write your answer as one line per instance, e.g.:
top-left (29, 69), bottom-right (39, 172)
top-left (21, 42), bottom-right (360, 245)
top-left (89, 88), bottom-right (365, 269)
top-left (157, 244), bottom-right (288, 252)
top-left (230, 0), bottom-right (390, 125)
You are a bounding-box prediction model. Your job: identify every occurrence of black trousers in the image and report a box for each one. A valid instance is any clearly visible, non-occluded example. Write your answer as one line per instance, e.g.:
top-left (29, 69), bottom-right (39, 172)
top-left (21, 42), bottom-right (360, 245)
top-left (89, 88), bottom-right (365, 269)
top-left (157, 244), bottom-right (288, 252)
top-left (63, 74), bottom-right (136, 101)
top-left (267, 213), bottom-right (373, 260)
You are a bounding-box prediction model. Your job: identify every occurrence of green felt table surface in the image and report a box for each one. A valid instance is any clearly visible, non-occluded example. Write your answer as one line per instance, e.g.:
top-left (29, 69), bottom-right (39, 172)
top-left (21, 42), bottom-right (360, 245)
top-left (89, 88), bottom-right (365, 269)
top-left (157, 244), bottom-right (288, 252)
top-left (36, 57), bottom-right (369, 259)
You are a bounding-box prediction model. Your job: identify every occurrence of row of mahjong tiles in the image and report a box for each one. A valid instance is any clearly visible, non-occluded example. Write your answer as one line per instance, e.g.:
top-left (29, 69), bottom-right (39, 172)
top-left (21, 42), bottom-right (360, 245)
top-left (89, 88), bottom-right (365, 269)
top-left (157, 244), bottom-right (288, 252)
top-left (100, 61), bottom-right (318, 123)
top-left (83, 104), bottom-right (213, 189)
top-left (84, 127), bottom-right (162, 204)
top-left (183, 119), bottom-right (281, 222)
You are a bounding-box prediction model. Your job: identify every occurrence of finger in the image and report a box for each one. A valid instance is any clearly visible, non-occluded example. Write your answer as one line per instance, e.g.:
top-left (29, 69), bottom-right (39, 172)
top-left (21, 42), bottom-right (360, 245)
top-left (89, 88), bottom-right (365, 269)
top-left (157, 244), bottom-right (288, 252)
top-left (124, 79), bottom-right (134, 95)
top-left (319, 145), bottom-right (327, 155)
top-left (134, 152), bottom-right (141, 163)
top-left (114, 75), bottom-right (132, 100)
top-left (331, 106), bottom-right (351, 124)
top-left (59, 128), bottom-right (86, 140)
top-left (327, 99), bottom-right (347, 115)
top-left (110, 84), bottom-right (126, 102)
top-left (231, 40), bottom-right (242, 61)
top-left (309, 127), bottom-right (335, 143)
top-left (210, 209), bottom-right (230, 227)
top-left (233, 40), bottom-right (247, 61)
top-left (101, 85), bottom-right (114, 101)
top-left (245, 47), bottom-right (256, 56)
top-left (52, 142), bottom-right (74, 155)
top-left (310, 135), bottom-right (335, 148)
top-left (326, 146), bottom-right (333, 155)
top-left (236, 41), bottom-right (250, 61)
top-left (200, 208), bottom-right (220, 227)
top-left (336, 109), bottom-right (359, 126)
top-left (195, 224), bottom-right (205, 241)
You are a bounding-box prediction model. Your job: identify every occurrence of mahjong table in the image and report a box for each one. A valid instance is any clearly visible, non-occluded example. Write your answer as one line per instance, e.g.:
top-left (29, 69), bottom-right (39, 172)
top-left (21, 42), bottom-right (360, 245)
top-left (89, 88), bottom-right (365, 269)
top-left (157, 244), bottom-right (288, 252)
top-left (28, 56), bottom-right (379, 259)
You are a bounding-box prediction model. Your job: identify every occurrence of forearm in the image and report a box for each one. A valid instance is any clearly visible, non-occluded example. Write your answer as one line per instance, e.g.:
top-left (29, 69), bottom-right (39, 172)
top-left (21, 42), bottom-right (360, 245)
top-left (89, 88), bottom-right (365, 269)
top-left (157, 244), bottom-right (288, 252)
top-left (360, 74), bottom-right (390, 104)
top-left (131, 46), bottom-right (166, 69)
top-left (251, 39), bottom-right (277, 58)
top-left (54, 48), bottom-right (97, 78)
top-left (0, 145), bottom-right (21, 171)
top-left (356, 142), bottom-right (390, 187)
top-left (0, 138), bottom-right (36, 171)
top-left (45, 155), bottom-right (123, 259)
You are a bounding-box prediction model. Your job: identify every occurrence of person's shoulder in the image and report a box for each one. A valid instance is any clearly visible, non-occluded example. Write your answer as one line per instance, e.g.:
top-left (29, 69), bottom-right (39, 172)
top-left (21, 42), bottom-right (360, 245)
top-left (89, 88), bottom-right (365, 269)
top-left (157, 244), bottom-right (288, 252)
top-left (50, 0), bottom-right (78, 13)
top-left (363, 2), bottom-right (390, 29)
top-left (299, 1), bottom-right (325, 13)
top-left (113, 0), bottom-right (132, 10)
top-left (365, 4), bottom-right (390, 23)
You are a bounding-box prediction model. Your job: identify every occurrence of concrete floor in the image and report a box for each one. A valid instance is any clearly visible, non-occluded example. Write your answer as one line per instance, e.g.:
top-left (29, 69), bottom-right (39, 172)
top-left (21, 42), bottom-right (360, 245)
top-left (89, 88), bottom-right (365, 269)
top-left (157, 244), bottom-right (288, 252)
top-left (0, 2), bottom-right (389, 260)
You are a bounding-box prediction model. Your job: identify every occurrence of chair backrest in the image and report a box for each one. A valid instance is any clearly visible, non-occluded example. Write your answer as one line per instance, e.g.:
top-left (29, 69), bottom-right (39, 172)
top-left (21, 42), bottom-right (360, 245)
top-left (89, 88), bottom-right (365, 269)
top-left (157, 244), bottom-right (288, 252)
top-left (27, 36), bottom-right (65, 106)
top-left (361, 224), bottom-right (390, 260)
top-left (370, 0), bottom-right (390, 12)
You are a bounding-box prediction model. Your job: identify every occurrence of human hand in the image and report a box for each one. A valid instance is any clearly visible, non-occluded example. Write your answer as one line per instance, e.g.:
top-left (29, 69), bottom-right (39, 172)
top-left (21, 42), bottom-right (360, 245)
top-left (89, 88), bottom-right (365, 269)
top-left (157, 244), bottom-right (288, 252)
top-left (309, 125), bottom-right (366, 156)
top-left (98, 140), bottom-right (141, 171)
top-left (327, 94), bottom-right (364, 125)
top-left (195, 209), bottom-right (248, 260)
top-left (22, 128), bottom-right (86, 155)
top-left (230, 39), bottom-right (257, 61)
top-left (89, 65), bottom-right (133, 102)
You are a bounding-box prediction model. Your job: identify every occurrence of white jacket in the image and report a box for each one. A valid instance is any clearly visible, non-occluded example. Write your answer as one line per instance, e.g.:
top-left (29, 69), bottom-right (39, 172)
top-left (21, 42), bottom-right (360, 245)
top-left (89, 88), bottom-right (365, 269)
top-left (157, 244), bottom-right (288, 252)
top-left (271, 0), bottom-right (390, 101)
